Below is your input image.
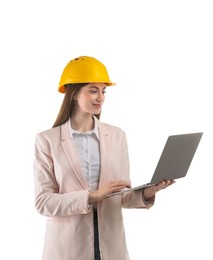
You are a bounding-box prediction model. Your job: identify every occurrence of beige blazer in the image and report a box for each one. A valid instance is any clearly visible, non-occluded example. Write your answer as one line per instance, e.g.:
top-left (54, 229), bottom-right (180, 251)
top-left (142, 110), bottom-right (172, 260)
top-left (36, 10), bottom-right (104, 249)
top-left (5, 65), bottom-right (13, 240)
top-left (33, 119), bottom-right (154, 260)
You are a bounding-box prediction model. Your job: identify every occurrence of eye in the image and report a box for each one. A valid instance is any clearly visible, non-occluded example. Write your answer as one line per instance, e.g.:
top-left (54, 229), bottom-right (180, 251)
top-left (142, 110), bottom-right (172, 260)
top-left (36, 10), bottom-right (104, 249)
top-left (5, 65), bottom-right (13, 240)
top-left (89, 90), bottom-right (97, 94)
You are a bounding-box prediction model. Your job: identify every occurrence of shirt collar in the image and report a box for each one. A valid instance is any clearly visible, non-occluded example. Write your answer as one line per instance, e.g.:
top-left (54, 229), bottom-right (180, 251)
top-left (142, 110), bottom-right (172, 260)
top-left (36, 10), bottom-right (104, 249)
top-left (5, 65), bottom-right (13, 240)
top-left (69, 116), bottom-right (100, 140)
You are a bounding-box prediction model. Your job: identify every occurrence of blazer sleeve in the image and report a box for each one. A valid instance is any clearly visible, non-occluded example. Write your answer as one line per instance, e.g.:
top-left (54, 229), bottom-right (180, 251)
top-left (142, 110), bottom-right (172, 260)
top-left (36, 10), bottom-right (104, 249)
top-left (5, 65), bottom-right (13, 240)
top-left (122, 190), bottom-right (155, 209)
top-left (33, 133), bottom-right (92, 217)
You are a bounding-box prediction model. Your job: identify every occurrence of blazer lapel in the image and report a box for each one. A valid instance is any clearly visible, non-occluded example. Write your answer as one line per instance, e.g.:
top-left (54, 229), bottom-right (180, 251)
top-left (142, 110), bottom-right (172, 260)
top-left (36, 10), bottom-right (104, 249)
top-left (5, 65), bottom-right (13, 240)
top-left (60, 120), bottom-right (88, 190)
top-left (98, 122), bottom-right (110, 187)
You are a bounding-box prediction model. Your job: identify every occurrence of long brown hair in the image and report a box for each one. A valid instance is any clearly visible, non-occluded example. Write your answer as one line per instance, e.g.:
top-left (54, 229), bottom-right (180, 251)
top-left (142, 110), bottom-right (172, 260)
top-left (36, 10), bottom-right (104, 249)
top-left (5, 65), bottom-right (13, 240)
top-left (52, 83), bottom-right (100, 128)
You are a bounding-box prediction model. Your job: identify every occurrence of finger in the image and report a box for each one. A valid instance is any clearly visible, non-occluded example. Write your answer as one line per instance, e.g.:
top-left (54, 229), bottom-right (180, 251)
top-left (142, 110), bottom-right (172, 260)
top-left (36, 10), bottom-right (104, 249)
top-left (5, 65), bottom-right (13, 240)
top-left (109, 181), bottom-right (131, 188)
top-left (111, 185), bottom-right (129, 192)
top-left (160, 180), bottom-right (175, 189)
top-left (156, 182), bottom-right (165, 190)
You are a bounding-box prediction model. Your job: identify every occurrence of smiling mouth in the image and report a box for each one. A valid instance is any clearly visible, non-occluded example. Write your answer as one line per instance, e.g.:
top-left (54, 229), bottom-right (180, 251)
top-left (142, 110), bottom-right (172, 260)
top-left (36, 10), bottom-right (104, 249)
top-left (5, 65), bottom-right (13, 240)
top-left (93, 104), bottom-right (101, 109)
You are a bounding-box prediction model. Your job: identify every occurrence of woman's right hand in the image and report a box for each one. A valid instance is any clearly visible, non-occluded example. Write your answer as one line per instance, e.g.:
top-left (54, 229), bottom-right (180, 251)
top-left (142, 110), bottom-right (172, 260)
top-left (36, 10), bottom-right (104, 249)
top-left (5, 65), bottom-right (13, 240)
top-left (88, 181), bottom-right (131, 203)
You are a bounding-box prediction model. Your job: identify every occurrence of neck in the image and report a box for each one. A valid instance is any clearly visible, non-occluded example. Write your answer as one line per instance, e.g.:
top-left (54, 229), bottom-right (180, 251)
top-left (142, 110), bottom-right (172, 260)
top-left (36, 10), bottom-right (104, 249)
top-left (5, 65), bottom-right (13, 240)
top-left (71, 113), bottom-right (94, 132)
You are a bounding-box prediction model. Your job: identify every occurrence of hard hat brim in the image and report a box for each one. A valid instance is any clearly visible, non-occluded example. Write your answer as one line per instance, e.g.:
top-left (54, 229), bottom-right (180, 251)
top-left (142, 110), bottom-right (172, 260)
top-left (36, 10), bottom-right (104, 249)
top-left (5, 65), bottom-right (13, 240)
top-left (58, 81), bottom-right (116, 93)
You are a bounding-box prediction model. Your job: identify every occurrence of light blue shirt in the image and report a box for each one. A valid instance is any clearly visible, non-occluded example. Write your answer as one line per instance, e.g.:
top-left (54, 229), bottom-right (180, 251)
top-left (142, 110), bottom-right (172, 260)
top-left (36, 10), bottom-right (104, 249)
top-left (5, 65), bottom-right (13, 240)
top-left (69, 117), bottom-right (100, 191)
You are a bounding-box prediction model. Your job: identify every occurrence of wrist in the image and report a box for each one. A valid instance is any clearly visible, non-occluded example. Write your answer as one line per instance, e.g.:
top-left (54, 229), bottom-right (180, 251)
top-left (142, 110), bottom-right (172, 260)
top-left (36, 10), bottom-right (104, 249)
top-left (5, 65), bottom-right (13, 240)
top-left (142, 189), bottom-right (155, 205)
top-left (88, 191), bottom-right (96, 204)
top-left (142, 189), bottom-right (150, 201)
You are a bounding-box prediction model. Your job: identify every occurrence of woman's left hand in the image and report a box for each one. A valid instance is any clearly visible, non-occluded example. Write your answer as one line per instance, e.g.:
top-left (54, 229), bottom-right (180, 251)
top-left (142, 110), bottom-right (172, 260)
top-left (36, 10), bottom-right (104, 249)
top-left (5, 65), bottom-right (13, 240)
top-left (143, 180), bottom-right (175, 200)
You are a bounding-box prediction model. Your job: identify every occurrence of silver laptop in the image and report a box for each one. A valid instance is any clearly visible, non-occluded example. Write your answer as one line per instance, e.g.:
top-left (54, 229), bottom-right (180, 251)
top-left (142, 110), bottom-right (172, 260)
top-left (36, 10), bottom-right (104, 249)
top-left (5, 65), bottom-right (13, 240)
top-left (110, 132), bottom-right (203, 196)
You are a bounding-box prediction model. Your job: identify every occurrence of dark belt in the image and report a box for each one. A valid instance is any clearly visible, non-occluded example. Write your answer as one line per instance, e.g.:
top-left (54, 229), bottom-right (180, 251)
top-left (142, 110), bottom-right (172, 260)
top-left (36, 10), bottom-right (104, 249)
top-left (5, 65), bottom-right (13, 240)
top-left (93, 209), bottom-right (101, 260)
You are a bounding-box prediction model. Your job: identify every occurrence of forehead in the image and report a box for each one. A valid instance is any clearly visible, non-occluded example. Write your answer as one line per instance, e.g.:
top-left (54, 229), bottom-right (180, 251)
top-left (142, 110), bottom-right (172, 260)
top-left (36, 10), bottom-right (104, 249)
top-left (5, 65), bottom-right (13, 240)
top-left (86, 83), bottom-right (107, 88)
top-left (81, 82), bottom-right (107, 91)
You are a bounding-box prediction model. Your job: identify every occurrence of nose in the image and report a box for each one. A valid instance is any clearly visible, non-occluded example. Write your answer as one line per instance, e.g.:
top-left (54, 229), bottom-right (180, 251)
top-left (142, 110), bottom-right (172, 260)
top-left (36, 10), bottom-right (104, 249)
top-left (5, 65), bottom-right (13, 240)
top-left (97, 91), bottom-right (105, 102)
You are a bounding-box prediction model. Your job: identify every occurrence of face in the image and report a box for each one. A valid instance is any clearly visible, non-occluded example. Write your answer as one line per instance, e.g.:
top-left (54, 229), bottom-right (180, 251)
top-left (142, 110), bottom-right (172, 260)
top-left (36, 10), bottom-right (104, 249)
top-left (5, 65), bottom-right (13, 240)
top-left (74, 83), bottom-right (106, 115)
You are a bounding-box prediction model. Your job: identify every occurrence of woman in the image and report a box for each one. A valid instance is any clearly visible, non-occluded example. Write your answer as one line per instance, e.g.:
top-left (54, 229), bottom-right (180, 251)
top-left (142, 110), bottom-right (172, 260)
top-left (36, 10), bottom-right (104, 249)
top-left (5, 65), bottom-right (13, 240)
top-left (33, 56), bottom-right (174, 260)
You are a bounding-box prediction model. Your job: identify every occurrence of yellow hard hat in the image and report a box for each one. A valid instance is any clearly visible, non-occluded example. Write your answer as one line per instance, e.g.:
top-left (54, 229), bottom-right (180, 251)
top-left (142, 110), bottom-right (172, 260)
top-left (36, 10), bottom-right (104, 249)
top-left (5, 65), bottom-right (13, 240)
top-left (58, 56), bottom-right (116, 93)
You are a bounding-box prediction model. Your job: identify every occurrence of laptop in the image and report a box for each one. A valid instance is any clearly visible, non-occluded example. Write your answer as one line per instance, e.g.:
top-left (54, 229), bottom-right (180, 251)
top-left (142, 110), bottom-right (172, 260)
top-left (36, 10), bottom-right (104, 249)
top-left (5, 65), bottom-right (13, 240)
top-left (109, 132), bottom-right (203, 196)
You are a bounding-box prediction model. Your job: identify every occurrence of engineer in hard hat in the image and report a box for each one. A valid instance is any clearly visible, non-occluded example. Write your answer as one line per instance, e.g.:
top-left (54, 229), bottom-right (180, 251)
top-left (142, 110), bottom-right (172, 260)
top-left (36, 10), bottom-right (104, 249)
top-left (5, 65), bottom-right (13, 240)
top-left (33, 56), bottom-right (174, 260)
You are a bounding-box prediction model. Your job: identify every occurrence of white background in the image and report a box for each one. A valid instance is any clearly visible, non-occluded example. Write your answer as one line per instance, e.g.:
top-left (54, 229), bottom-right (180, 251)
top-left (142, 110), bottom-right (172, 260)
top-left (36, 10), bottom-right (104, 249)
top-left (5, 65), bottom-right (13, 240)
top-left (0, 0), bottom-right (212, 259)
